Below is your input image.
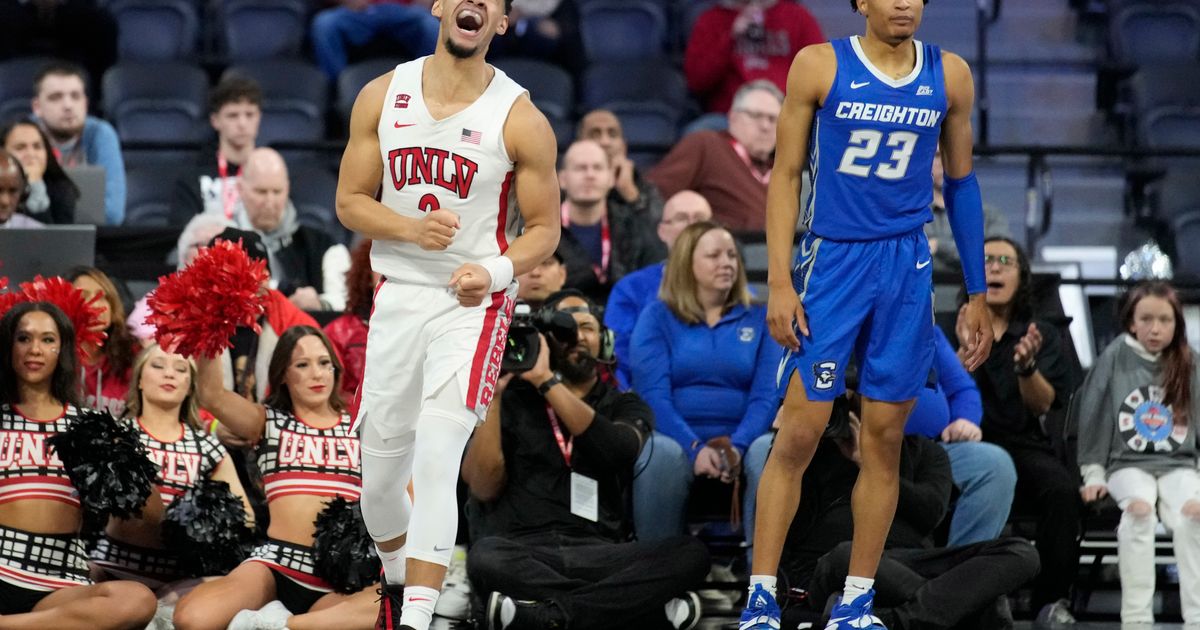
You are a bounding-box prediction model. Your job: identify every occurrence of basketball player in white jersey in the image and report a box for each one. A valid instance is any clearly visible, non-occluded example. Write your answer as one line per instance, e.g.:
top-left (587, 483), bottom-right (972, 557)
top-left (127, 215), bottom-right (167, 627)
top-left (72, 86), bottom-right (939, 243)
top-left (334, 0), bottom-right (560, 627)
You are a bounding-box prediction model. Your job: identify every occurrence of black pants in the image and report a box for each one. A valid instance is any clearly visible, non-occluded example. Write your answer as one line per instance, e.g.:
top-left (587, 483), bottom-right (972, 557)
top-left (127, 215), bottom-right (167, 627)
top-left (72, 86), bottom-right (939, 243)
top-left (1007, 444), bottom-right (1082, 608)
top-left (809, 538), bottom-right (1040, 630)
top-left (467, 532), bottom-right (710, 630)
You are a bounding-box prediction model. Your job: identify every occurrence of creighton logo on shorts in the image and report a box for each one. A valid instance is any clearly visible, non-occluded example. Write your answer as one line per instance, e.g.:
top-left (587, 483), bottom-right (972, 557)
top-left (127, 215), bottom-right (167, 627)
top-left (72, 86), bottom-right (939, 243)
top-left (813, 361), bottom-right (838, 390)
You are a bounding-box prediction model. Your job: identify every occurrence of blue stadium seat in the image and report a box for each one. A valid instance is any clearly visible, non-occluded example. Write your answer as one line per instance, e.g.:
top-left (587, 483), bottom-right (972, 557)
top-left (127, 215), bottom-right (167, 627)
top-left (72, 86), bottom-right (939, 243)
top-left (124, 165), bottom-right (176, 227)
top-left (222, 0), bottom-right (308, 61)
top-left (223, 60), bottom-right (329, 145)
top-left (0, 56), bottom-right (56, 123)
top-left (579, 0), bottom-right (668, 62)
top-left (1129, 64), bottom-right (1200, 146)
top-left (288, 161), bottom-right (348, 242)
top-left (336, 58), bottom-right (407, 127)
top-left (1109, 0), bottom-right (1200, 65)
top-left (581, 59), bottom-right (687, 111)
top-left (101, 62), bottom-right (209, 143)
top-left (493, 58), bottom-right (574, 122)
top-left (106, 0), bottom-right (199, 61)
top-left (1172, 209), bottom-right (1200, 278)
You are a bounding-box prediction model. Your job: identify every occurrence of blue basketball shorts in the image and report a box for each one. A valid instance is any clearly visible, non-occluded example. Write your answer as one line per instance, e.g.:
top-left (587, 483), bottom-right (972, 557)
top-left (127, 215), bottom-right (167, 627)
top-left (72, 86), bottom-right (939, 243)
top-left (777, 228), bottom-right (935, 402)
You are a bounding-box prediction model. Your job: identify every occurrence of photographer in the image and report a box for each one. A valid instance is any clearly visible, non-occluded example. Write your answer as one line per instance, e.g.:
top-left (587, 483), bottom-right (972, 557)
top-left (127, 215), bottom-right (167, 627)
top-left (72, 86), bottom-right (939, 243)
top-left (462, 290), bottom-right (709, 630)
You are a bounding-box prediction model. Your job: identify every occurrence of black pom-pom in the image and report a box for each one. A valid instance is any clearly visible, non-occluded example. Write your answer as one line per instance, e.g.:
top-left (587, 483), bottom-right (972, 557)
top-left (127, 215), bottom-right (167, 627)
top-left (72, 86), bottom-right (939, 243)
top-left (162, 478), bottom-right (256, 577)
top-left (47, 409), bottom-right (158, 521)
top-left (313, 497), bottom-right (380, 593)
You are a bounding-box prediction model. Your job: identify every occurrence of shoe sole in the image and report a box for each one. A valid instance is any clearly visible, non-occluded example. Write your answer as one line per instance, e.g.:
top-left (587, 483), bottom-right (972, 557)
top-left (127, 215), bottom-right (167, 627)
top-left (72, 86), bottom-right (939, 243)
top-left (679, 591), bottom-right (702, 630)
top-left (485, 592), bottom-right (503, 630)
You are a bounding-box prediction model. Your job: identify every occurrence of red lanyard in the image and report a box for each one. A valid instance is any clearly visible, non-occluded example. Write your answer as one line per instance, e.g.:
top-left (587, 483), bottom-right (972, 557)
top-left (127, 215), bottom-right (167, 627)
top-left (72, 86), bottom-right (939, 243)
top-left (561, 203), bottom-right (611, 282)
top-left (546, 405), bottom-right (573, 467)
top-left (729, 138), bottom-right (771, 186)
top-left (217, 152), bottom-right (241, 220)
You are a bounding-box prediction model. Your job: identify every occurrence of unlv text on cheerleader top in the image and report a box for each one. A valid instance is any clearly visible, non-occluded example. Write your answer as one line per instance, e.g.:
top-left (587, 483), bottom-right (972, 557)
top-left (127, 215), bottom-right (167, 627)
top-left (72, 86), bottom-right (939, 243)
top-left (256, 408), bottom-right (361, 502)
top-left (0, 404), bottom-right (81, 508)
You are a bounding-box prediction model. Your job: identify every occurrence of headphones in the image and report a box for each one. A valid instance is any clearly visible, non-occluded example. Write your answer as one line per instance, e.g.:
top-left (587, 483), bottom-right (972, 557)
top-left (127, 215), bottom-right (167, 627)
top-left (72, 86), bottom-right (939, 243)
top-left (539, 289), bottom-right (615, 363)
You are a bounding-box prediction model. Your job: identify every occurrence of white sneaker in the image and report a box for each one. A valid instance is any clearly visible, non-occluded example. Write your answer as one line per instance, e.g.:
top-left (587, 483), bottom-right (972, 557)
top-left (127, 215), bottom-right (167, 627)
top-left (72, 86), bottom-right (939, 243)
top-left (1036, 599), bottom-right (1076, 625)
top-left (665, 591), bottom-right (702, 630)
top-left (227, 600), bottom-right (293, 630)
top-left (435, 545), bottom-right (471, 620)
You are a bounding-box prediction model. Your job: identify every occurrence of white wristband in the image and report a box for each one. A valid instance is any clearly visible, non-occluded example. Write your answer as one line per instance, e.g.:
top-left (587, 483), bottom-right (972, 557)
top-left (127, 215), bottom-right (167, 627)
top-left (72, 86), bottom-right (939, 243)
top-left (481, 256), bottom-right (514, 293)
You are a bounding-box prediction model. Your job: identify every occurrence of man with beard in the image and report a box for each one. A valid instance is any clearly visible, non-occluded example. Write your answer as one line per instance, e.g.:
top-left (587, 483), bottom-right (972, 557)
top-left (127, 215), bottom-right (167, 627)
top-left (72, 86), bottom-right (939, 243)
top-left (30, 62), bottom-right (125, 225)
top-left (335, 0), bottom-right (560, 627)
top-left (462, 290), bottom-right (710, 630)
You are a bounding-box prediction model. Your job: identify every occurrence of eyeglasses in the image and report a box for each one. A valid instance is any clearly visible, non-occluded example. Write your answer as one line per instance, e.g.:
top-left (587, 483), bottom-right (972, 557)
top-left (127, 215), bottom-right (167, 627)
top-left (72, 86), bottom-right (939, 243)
top-left (984, 254), bottom-right (1017, 268)
top-left (735, 109), bottom-right (778, 125)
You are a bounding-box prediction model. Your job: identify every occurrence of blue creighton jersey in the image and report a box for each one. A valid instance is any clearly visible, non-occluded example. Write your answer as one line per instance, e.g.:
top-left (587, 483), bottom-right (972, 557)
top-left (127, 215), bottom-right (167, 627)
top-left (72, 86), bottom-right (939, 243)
top-left (803, 36), bottom-right (948, 240)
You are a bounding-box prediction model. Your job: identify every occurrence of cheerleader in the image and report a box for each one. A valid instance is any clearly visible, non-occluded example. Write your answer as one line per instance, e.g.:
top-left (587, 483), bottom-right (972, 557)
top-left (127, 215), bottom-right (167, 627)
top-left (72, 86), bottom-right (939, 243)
top-left (91, 343), bottom-right (253, 593)
top-left (0, 301), bottom-right (156, 628)
top-left (173, 325), bottom-right (380, 630)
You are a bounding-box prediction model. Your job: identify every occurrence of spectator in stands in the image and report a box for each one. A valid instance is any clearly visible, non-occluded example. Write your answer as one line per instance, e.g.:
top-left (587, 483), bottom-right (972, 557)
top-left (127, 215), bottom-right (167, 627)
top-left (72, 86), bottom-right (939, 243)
top-left (0, 150), bottom-right (43, 229)
top-left (629, 221), bottom-right (780, 545)
top-left (171, 77), bottom-right (262, 226)
top-left (2, 118), bottom-right (78, 224)
top-left (232, 148), bottom-right (350, 312)
top-left (310, 0), bottom-right (439, 81)
top-left (68, 266), bottom-right (136, 418)
top-left (0, 0), bottom-right (116, 91)
top-left (926, 146), bottom-right (1011, 276)
top-left (323, 239), bottom-right (377, 404)
top-left (463, 290), bottom-right (709, 630)
top-left (31, 62), bottom-right (125, 225)
top-left (1076, 281), bottom-right (1200, 626)
top-left (906, 327), bottom-right (1017, 546)
top-left (515, 247), bottom-right (567, 309)
top-left (557, 139), bottom-right (664, 302)
top-left (649, 80), bottom-right (780, 232)
top-left (210, 228), bottom-right (319, 404)
top-left (577, 109), bottom-right (665, 222)
top-left (962, 236), bottom-right (1081, 624)
top-left (127, 213), bottom-right (235, 346)
top-left (178, 213), bottom-right (235, 271)
top-left (781, 398), bottom-right (1039, 630)
top-left (606, 190), bottom-right (712, 389)
top-left (684, 0), bottom-right (823, 114)
top-left (489, 0), bottom-right (583, 75)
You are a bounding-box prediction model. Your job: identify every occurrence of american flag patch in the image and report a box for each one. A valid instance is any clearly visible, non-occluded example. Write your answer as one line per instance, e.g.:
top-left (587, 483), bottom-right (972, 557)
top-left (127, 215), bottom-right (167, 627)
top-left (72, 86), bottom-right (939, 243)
top-left (461, 128), bottom-right (482, 145)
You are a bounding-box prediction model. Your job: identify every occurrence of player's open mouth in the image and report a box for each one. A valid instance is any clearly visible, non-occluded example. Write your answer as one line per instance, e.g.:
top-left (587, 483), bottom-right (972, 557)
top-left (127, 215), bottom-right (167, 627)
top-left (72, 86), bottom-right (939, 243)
top-left (456, 7), bottom-right (483, 35)
top-left (987, 281), bottom-right (1004, 289)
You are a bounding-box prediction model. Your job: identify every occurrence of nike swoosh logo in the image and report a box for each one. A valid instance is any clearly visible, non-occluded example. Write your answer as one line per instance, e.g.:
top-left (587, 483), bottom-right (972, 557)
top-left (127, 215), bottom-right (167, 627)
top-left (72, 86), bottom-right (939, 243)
top-left (394, 122), bottom-right (415, 128)
top-left (433, 544), bottom-right (451, 552)
top-left (916, 259), bottom-right (932, 269)
top-left (850, 80), bottom-right (870, 89)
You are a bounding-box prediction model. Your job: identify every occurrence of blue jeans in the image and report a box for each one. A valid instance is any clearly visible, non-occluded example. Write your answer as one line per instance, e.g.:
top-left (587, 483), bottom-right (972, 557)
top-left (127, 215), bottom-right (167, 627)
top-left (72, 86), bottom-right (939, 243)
top-left (632, 431), bottom-right (773, 547)
top-left (310, 4), bottom-right (439, 79)
top-left (941, 441), bottom-right (1017, 546)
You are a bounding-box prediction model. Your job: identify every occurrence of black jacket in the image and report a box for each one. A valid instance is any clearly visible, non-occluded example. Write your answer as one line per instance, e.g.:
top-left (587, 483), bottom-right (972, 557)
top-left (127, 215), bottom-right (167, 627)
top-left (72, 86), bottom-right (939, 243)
top-left (779, 435), bottom-right (954, 589)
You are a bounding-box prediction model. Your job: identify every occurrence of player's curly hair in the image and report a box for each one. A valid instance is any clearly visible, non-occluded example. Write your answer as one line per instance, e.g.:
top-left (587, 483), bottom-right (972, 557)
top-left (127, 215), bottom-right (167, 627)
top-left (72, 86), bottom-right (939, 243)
top-left (850, 0), bottom-right (929, 12)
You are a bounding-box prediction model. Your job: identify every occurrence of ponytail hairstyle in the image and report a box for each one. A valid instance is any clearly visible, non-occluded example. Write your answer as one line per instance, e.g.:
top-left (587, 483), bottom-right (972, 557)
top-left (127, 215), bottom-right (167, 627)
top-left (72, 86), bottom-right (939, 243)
top-left (1120, 281), bottom-right (1193, 421)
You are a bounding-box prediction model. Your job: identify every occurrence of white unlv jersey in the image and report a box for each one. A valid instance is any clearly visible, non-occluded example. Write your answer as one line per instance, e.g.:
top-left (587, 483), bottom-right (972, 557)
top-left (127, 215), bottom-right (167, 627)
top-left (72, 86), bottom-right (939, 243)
top-left (372, 56), bottom-right (527, 286)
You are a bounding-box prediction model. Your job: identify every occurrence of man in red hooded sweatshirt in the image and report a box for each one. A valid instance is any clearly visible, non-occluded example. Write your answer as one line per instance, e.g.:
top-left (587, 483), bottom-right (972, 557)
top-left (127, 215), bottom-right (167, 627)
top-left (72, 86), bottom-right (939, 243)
top-left (685, 0), bottom-right (824, 113)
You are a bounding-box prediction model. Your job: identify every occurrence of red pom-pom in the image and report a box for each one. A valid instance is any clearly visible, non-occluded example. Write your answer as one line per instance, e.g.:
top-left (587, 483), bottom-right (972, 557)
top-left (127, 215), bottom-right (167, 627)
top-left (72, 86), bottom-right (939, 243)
top-left (147, 239), bottom-right (268, 359)
top-left (17, 276), bottom-right (108, 361)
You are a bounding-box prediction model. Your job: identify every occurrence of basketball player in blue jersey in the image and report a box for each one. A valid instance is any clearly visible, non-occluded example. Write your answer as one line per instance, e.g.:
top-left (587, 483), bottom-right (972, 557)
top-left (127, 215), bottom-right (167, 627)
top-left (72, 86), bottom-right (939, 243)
top-left (739, 1), bottom-right (994, 629)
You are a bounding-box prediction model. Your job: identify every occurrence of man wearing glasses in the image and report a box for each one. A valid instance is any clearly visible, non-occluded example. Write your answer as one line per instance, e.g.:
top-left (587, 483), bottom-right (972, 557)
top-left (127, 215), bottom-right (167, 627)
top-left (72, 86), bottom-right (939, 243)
top-left (649, 80), bottom-right (782, 231)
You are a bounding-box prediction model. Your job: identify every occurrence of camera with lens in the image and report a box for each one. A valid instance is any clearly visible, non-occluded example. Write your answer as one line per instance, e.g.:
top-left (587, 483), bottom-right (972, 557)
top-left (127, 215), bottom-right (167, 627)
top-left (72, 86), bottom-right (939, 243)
top-left (501, 302), bottom-right (578, 374)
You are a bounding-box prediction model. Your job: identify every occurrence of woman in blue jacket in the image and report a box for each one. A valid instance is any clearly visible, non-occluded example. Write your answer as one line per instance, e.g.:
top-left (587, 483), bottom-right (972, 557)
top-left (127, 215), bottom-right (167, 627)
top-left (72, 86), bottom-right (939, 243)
top-left (630, 221), bottom-right (781, 547)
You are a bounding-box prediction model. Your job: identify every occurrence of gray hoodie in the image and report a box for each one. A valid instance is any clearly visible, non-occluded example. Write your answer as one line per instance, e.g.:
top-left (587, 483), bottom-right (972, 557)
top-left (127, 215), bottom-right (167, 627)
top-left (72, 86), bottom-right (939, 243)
top-left (1076, 334), bottom-right (1200, 487)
